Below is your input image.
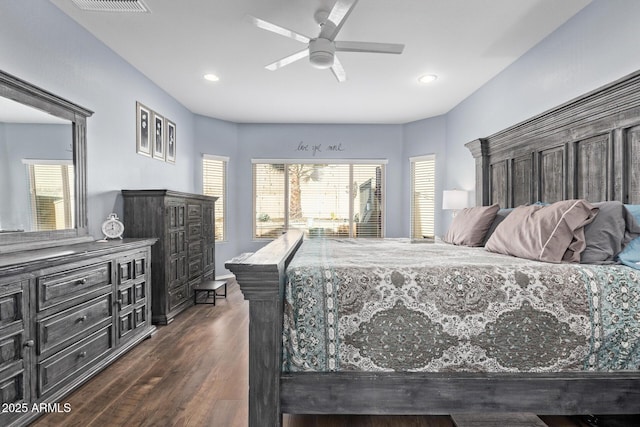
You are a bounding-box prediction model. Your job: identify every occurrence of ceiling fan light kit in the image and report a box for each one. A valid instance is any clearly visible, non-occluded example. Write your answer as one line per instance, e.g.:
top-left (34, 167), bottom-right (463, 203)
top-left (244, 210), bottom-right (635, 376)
top-left (309, 38), bottom-right (335, 69)
top-left (249, 0), bottom-right (404, 82)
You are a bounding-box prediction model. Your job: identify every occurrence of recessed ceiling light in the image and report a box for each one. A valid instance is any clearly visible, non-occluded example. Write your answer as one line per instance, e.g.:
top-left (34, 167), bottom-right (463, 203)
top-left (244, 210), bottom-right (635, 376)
top-left (418, 74), bottom-right (438, 84)
top-left (204, 73), bottom-right (219, 82)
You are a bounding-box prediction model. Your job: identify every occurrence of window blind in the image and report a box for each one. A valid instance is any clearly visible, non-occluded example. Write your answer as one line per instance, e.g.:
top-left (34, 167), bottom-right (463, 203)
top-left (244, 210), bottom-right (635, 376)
top-left (202, 156), bottom-right (227, 241)
top-left (410, 155), bottom-right (436, 240)
top-left (27, 163), bottom-right (75, 231)
top-left (352, 164), bottom-right (383, 238)
top-left (254, 163), bottom-right (286, 239)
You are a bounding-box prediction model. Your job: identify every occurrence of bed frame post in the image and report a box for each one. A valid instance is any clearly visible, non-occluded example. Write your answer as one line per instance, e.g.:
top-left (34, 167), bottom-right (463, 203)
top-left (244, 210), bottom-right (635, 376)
top-left (225, 231), bottom-right (304, 427)
top-left (465, 137), bottom-right (490, 206)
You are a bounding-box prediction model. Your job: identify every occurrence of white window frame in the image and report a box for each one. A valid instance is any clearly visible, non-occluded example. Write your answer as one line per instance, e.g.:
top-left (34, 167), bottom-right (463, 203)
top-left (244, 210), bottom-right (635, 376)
top-left (252, 158), bottom-right (388, 240)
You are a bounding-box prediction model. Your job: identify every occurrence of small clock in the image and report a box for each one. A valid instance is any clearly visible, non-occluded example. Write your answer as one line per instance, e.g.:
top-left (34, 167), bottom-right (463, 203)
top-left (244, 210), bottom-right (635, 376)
top-left (101, 213), bottom-right (124, 240)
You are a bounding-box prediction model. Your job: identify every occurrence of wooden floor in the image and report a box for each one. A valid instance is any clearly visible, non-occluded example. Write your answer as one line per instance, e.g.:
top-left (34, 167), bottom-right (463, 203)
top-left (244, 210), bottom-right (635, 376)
top-left (30, 280), bottom-right (639, 427)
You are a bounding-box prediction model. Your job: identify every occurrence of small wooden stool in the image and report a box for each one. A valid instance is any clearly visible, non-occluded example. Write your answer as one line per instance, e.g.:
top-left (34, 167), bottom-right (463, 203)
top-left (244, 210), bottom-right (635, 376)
top-left (193, 279), bottom-right (227, 305)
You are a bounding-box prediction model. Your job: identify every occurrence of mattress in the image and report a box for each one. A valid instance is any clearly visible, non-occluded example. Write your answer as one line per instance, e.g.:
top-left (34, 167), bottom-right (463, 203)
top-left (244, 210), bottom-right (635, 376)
top-left (282, 238), bottom-right (640, 373)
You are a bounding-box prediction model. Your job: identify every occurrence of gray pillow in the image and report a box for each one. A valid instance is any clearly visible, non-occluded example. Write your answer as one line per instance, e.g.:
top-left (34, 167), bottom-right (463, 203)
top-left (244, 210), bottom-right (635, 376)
top-left (485, 199), bottom-right (598, 263)
top-left (581, 201), bottom-right (640, 264)
top-left (482, 208), bottom-right (513, 246)
top-left (443, 204), bottom-right (499, 247)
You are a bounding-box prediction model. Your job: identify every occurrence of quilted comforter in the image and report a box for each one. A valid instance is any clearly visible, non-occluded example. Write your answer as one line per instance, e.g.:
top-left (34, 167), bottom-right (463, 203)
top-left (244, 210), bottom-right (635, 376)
top-left (282, 238), bottom-right (640, 373)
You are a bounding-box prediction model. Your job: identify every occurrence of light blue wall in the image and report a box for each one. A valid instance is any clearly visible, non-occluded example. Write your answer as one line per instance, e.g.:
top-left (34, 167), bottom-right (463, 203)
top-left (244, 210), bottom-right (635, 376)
top-left (443, 0), bottom-right (640, 230)
top-left (4, 0), bottom-right (640, 277)
top-left (402, 116), bottom-right (447, 236)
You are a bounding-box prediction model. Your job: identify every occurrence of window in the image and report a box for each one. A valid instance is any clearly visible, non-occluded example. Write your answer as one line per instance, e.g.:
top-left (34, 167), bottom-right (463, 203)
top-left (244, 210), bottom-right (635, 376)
top-left (202, 155), bottom-right (227, 241)
top-left (410, 155), bottom-right (436, 240)
top-left (253, 161), bottom-right (385, 239)
top-left (24, 160), bottom-right (75, 231)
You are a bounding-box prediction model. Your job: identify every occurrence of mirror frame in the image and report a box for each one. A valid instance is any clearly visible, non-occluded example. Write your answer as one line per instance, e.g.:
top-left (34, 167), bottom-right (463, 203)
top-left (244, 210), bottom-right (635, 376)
top-left (0, 70), bottom-right (93, 252)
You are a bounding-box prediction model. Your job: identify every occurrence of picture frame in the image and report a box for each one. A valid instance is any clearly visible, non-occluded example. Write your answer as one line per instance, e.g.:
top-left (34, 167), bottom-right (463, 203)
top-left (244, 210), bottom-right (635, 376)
top-left (152, 111), bottom-right (165, 160)
top-left (166, 119), bottom-right (176, 164)
top-left (135, 102), bottom-right (152, 157)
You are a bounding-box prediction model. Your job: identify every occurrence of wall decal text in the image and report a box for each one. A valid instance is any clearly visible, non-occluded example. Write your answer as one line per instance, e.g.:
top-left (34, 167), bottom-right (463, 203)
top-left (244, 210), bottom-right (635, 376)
top-left (296, 141), bottom-right (345, 156)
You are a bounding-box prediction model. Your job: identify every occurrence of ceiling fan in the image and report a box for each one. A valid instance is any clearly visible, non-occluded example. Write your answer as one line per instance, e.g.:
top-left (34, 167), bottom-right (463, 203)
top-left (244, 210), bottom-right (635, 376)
top-left (248, 0), bottom-right (404, 82)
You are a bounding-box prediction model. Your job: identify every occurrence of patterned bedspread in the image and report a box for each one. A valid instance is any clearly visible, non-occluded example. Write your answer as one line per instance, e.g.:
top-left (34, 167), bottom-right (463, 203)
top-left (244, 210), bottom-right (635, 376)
top-left (282, 238), bottom-right (640, 373)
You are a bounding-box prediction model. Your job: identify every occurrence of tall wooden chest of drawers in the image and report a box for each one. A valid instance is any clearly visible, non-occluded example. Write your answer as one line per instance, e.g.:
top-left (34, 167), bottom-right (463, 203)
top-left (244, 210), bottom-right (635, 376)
top-left (122, 190), bottom-right (217, 324)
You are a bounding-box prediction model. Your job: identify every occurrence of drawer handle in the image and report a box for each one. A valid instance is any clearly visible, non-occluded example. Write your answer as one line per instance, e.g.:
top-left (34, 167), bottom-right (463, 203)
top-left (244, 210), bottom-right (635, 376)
top-left (77, 278), bottom-right (88, 285)
top-left (24, 340), bottom-right (35, 348)
top-left (77, 315), bottom-right (87, 323)
top-left (78, 351), bottom-right (87, 359)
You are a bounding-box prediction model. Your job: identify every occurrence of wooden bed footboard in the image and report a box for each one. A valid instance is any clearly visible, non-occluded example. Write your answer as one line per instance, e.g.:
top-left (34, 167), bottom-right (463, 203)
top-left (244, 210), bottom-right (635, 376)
top-left (227, 231), bottom-right (640, 427)
top-left (226, 230), bottom-right (304, 427)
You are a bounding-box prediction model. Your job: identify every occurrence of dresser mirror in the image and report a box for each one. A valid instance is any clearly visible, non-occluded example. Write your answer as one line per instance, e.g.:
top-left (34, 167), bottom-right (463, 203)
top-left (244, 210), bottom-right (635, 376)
top-left (0, 70), bottom-right (93, 252)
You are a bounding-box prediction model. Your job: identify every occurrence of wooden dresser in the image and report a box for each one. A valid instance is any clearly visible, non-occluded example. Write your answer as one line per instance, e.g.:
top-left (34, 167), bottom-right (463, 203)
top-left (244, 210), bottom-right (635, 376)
top-left (0, 238), bottom-right (156, 427)
top-left (121, 190), bottom-right (217, 324)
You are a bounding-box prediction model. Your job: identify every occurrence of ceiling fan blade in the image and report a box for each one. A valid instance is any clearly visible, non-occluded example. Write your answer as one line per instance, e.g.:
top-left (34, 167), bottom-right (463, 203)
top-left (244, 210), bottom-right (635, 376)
top-left (335, 41), bottom-right (404, 54)
top-left (330, 56), bottom-right (347, 82)
top-left (265, 48), bottom-right (309, 71)
top-left (319, 0), bottom-right (359, 41)
top-left (247, 15), bottom-right (310, 44)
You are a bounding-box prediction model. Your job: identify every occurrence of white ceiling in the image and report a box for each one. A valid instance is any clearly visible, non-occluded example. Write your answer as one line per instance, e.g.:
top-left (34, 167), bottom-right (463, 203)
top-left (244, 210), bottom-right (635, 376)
top-left (49, 0), bottom-right (591, 124)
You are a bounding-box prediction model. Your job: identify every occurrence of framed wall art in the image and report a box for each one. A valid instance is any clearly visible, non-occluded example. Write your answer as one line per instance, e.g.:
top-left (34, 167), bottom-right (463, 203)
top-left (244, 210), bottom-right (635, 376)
top-left (136, 101), bottom-right (151, 157)
top-left (166, 119), bottom-right (176, 164)
top-left (152, 111), bottom-right (165, 160)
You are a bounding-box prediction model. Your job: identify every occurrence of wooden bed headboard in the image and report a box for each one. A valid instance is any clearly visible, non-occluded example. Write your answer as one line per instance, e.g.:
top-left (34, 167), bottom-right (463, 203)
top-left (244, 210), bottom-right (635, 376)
top-left (466, 70), bottom-right (640, 208)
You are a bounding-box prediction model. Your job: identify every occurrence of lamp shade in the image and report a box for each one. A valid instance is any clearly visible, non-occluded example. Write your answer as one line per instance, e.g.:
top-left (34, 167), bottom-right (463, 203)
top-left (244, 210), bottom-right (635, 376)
top-left (442, 190), bottom-right (469, 210)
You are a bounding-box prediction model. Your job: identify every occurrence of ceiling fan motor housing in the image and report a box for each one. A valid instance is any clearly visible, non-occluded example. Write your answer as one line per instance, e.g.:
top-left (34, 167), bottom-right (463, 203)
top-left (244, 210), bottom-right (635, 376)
top-left (309, 38), bottom-right (335, 69)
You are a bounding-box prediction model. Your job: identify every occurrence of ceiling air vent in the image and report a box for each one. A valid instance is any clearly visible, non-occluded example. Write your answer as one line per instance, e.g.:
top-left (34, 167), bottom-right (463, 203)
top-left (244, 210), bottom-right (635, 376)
top-left (70, 0), bottom-right (150, 12)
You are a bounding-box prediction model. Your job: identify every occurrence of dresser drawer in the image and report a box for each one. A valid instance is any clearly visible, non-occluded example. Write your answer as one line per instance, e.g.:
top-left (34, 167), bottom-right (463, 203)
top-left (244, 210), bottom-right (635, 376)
top-left (187, 221), bottom-right (202, 238)
top-left (37, 263), bottom-right (111, 311)
top-left (187, 203), bottom-right (202, 219)
top-left (168, 285), bottom-right (188, 310)
top-left (38, 325), bottom-right (112, 397)
top-left (188, 239), bottom-right (202, 256)
top-left (38, 294), bottom-right (112, 356)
